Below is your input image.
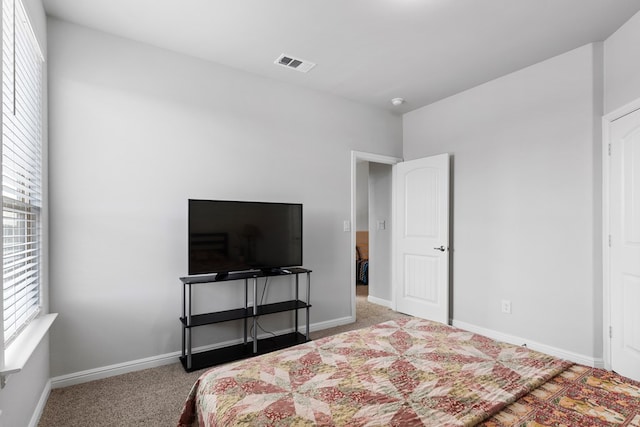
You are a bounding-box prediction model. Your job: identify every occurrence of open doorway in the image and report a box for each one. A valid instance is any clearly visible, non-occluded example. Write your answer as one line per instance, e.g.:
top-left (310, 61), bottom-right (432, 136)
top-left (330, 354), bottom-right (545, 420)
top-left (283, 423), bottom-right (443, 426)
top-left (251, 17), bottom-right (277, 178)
top-left (350, 151), bottom-right (402, 321)
top-left (355, 161), bottom-right (370, 297)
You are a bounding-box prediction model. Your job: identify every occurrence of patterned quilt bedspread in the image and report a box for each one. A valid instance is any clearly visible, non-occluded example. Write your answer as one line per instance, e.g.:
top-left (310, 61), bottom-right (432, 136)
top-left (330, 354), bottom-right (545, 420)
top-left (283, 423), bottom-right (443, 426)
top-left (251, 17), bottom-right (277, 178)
top-left (480, 364), bottom-right (640, 426)
top-left (179, 318), bottom-right (571, 426)
top-left (178, 318), bottom-right (571, 426)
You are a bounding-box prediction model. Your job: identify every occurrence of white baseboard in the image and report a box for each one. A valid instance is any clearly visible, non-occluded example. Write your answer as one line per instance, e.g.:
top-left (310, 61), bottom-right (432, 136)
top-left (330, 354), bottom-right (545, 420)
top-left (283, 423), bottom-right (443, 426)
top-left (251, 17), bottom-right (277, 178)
top-left (29, 379), bottom-right (51, 427)
top-left (367, 295), bottom-right (393, 309)
top-left (51, 350), bottom-right (182, 389)
top-left (51, 317), bottom-right (355, 389)
top-left (309, 316), bottom-right (354, 332)
top-left (452, 320), bottom-right (604, 368)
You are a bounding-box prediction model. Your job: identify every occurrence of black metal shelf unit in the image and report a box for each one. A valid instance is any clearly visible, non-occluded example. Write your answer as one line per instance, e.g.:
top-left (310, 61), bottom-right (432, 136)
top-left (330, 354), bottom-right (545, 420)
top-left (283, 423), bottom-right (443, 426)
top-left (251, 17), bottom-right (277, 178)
top-left (179, 268), bottom-right (311, 372)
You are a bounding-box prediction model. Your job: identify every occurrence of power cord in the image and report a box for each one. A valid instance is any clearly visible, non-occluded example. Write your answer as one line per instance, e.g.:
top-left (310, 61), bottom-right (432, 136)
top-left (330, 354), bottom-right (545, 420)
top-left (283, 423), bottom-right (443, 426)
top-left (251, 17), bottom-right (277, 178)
top-left (250, 277), bottom-right (277, 338)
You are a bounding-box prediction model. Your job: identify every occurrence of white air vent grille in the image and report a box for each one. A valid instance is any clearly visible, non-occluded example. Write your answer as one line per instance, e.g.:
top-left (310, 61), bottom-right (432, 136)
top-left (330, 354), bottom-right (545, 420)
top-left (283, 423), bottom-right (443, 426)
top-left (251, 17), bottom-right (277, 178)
top-left (275, 54), bottom-right (316, 73)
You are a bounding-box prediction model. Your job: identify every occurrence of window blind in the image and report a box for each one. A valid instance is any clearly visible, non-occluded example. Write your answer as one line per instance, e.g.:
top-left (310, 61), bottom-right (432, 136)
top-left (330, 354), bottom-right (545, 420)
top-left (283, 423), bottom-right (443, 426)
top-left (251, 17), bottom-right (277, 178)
top-left (2, 0), bottom-right (43, 346)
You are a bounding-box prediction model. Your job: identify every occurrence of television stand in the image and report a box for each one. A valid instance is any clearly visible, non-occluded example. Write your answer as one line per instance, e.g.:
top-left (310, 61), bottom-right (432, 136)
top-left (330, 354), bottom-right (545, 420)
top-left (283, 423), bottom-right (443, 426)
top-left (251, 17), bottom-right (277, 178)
top-left (179, 268), bottom-right (312, 372)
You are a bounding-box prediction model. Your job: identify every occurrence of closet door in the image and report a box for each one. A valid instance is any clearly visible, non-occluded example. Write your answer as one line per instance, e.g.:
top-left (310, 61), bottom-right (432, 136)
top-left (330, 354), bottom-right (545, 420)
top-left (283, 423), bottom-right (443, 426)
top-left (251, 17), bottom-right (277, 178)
top-left (609, 108), bottom-right (640, 382)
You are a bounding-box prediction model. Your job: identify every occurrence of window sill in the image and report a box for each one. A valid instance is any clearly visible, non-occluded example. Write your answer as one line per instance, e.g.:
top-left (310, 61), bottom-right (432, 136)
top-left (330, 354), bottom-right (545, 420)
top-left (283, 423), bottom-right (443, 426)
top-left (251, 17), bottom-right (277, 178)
top-left (1, 313), bottom-right (57, 376)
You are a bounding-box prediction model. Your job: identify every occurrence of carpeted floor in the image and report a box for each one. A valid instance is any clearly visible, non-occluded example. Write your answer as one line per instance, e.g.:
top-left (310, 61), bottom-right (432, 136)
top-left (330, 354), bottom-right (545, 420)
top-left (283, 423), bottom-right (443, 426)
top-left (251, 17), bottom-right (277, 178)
top-left (38, 285), bottom-right (405, 426)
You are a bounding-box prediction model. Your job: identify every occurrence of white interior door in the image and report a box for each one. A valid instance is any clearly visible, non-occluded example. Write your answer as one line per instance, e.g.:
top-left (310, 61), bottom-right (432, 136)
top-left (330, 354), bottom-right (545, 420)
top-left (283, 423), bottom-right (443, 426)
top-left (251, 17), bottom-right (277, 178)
top-left (609, 108), bottom-right (640, 382)
top-left (394, 154), bottom-right (450, 324)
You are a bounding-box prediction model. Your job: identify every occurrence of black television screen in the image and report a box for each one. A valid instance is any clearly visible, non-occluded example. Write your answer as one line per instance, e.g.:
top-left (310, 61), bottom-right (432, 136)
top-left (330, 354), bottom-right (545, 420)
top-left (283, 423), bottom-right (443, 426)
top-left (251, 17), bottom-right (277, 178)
top-left (188, 199), bottom-right (303, 276)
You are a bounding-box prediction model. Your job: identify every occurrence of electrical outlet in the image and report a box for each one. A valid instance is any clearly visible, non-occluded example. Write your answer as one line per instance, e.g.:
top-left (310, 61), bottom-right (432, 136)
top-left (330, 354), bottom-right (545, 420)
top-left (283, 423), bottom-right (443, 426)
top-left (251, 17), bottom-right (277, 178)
top-left (501, 300), bottom-right (512, 314)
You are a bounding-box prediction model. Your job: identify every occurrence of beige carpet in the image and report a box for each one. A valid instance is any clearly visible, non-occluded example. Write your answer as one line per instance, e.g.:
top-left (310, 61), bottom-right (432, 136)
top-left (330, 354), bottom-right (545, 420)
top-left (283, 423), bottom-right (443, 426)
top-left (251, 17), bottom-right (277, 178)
top-left (38, 285), bottom-right (407, 426)
top-left (310, 284), bottom-right (408, 340)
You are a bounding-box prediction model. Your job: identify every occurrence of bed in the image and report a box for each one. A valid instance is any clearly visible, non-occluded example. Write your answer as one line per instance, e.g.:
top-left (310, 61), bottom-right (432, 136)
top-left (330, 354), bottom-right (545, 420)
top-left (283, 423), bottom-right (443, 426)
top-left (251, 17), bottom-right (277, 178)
top-left (178, 317), bottom-right (640, 426)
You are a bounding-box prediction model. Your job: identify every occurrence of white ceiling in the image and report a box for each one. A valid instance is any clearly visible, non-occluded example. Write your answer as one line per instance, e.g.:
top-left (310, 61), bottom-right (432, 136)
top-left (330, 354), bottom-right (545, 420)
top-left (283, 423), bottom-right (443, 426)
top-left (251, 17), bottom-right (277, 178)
top-left (42, 0), bottom-right (640, 114)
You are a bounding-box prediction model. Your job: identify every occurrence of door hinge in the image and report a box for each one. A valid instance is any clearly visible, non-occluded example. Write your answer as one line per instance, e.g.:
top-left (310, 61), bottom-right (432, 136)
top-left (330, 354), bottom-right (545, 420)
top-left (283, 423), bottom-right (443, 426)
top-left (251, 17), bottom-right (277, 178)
top-left (609, 326), bottom-right (613, 338)
top-left (608, 144), bottom-right (611, 156)
top-left (609, 235), bottom-right (611, 247)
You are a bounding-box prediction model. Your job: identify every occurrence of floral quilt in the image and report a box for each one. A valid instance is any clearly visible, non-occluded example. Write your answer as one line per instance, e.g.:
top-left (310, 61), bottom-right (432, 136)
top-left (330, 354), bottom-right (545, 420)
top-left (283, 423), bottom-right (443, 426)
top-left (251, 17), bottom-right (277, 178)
top-left (480, 364), bottom-right (640, 427)
top-left (178, 318), bottom-right (571, 426)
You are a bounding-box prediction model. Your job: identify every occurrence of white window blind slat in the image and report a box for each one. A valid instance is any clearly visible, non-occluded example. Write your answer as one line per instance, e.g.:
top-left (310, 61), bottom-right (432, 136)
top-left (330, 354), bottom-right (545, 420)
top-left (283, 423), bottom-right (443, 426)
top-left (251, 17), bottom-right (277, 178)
top-left (4, 265), bottom-right (39, 287)
top-left (2, 0), bottom-right (43, 346)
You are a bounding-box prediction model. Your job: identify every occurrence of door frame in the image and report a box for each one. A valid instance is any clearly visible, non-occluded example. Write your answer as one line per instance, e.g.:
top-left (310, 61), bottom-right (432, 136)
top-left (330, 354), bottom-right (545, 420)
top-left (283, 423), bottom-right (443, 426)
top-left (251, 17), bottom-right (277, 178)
top-left (602, 97), bottom-right (640, 371)
top-left (350, 151), bottom-right (402, 320)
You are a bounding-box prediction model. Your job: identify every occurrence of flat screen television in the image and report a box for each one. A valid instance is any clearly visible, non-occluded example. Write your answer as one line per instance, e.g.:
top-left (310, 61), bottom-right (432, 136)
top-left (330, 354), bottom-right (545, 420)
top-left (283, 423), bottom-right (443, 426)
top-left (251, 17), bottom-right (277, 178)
top-left (188, 199), bottom-right (303, 276)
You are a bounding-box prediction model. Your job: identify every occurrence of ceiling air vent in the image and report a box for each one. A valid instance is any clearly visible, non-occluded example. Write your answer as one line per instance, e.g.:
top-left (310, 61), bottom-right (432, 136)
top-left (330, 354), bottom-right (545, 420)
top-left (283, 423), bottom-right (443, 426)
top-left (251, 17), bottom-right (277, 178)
top-left (274, 54), bottom-right (316, 73)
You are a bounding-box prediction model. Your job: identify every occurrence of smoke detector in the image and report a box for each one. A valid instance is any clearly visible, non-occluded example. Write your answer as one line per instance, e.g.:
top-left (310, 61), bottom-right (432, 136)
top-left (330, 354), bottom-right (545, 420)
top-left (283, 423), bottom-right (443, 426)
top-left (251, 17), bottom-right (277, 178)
top-left (391, 97), bottom-right (405, 106)
top-left (275, 54), bottom-right (316, 73)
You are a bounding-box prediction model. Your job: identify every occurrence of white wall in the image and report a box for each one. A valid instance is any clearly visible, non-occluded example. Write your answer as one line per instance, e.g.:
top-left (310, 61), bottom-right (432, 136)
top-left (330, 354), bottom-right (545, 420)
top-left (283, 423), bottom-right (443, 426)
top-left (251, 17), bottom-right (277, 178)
top-left (604, 10), bottom-right (640, 114)
top-left (403, 44), bottom-right (603, 360)
top-left (355, 162), bottom-right (369, 231)
top-left (47, 18), bottom-right (402, 377)
top-left (368, 163), bottom-right (393, 303)
top-left (0, 0), bottom-right (50, 425)
top-left (0, 338), bottom-right (50, 427)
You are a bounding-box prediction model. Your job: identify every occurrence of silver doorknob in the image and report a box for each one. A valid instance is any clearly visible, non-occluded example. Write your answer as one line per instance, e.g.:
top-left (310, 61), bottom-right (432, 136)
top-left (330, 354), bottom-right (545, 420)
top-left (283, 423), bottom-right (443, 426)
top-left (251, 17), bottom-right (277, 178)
top-left (433, 246), bottom-right (446, 252)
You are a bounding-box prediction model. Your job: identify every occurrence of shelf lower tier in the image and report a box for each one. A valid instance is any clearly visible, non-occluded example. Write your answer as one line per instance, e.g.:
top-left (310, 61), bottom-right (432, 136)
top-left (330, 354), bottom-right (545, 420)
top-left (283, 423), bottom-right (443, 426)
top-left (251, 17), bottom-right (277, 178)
top-left (179, 332), bottom-right (309, 372)
top-left (180, 300), bottom-right (311, 327)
